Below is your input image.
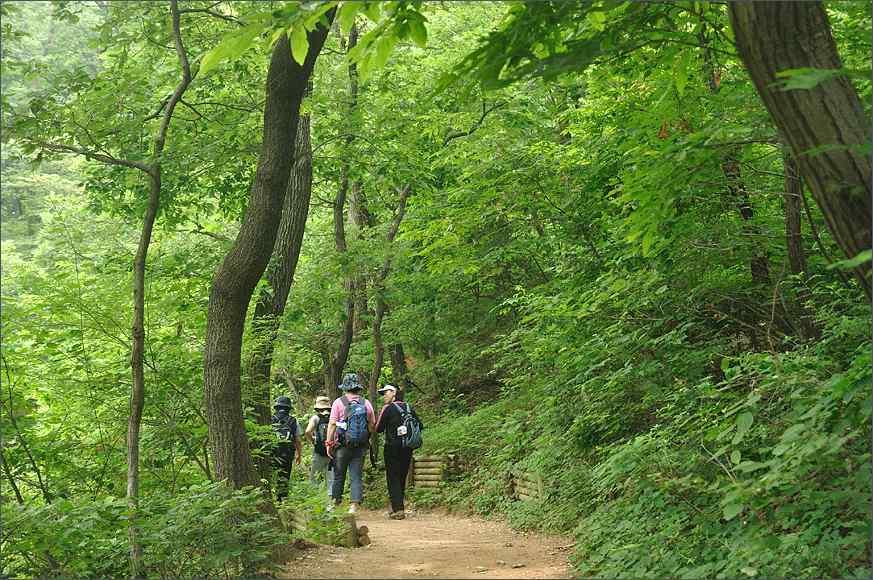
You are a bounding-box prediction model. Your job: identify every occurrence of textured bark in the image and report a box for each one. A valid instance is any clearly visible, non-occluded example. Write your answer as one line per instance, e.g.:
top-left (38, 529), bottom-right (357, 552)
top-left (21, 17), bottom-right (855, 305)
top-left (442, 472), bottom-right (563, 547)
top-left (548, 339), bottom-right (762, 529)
top-left (783, 153), bottom-right (807, 276)
top-left (248, 113), bottom-right (312, 481)
top-left (729, 1), bottom-right (871, 298)
top-left (128, 3), bottom-right (191, 575)
top-left (204, 24), bottom-right (330, 490)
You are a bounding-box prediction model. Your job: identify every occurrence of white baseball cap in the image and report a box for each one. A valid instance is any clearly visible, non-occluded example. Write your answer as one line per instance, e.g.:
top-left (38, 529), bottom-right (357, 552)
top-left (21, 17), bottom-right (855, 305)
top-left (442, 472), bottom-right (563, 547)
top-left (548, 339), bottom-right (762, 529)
top-left (377, 384), bottom-right (397, 394)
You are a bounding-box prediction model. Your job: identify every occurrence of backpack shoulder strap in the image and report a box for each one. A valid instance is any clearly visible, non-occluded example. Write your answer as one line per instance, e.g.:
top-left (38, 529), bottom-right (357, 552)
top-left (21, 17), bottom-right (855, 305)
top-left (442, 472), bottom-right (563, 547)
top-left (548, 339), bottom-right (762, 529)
top-left (340, 395), bottom-right (352, 419)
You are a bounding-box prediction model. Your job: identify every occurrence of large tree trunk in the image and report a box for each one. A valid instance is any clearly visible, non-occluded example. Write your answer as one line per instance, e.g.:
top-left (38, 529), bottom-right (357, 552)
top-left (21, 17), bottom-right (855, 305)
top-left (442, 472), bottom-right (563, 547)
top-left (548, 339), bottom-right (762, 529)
top-left (248, 112), bottom-right (313, 481)
top-left (728, 1), bottom-right (872, 299)
top-left (204, 25), bottom-right (329, 490)
top-left (128, 2), bottom-right (191, 575)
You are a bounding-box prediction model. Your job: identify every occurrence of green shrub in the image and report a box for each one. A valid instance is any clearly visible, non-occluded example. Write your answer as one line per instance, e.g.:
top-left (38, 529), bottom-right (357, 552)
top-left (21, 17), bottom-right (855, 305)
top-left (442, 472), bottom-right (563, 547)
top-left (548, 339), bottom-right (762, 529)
top-left (1, 482), bottom-right (284, 579)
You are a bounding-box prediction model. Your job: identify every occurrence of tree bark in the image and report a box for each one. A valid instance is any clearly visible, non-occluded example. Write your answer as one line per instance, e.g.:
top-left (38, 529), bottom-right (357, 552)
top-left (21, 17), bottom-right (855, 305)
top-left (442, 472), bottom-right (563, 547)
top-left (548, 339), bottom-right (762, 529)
top-left (783, 153), bottom-right (807, 276)
top-left (248, 113), bottom-right (313, 481)
top-left (128, 2), bottom-right (191, 575)
top-left (728, 1), bottom-right (872, 299)
top-left (204, 24), bottom-right (330, 490)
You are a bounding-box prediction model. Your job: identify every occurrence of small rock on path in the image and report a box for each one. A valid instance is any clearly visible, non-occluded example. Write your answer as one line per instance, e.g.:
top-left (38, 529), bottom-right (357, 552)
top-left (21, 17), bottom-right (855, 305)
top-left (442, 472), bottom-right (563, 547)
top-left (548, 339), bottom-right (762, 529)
top-left (280, 508), bottom-right (572, 579)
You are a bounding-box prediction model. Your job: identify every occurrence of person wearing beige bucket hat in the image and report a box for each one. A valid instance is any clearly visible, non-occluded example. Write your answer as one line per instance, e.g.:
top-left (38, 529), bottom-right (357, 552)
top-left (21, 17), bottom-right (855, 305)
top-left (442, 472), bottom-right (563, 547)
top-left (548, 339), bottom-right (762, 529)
top-left (304, 396), bottom-right (334, 495)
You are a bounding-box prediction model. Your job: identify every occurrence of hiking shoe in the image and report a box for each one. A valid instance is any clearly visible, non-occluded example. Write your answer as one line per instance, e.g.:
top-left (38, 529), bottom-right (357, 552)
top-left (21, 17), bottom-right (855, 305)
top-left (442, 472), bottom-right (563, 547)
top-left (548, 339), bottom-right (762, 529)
top-left (348, 503), bottom-right (359, 515)
top-left (389, 511), bottom-right (406, 520)
top-left (326, 502), bottom-right (335, 512)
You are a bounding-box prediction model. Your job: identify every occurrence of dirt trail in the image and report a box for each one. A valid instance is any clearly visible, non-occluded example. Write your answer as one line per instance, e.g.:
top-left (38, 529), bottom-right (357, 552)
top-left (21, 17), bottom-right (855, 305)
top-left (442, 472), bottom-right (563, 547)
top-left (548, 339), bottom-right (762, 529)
top-left (281, 509), bottom-right (573, 579)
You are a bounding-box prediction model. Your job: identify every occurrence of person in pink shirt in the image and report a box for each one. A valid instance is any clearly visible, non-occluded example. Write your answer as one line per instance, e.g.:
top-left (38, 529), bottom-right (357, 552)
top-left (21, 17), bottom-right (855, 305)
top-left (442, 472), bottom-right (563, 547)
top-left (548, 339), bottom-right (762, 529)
top-left (325, 373), bottom-right (376, 514)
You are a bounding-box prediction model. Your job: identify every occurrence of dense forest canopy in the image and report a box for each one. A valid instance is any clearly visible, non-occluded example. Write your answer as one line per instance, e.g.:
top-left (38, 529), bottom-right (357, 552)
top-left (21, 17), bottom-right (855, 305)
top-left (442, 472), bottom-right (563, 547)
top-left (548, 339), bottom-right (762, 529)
top-left (1, 1), bottom-right (870, 578)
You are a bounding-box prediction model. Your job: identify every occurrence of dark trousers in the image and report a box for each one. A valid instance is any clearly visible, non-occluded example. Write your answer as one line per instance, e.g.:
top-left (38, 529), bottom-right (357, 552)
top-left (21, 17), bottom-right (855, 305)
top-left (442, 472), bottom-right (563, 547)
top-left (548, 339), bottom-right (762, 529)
top-left (384, 445), bottom-right (413, 512)
top-left (273, 444), bottom-right (294, 501)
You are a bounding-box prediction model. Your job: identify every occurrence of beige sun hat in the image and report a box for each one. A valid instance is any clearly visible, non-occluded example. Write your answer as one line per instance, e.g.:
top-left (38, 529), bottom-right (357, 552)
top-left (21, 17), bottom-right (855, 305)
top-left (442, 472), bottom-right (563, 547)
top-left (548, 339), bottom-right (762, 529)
top-left (314, 396), bottom-right (331, 410)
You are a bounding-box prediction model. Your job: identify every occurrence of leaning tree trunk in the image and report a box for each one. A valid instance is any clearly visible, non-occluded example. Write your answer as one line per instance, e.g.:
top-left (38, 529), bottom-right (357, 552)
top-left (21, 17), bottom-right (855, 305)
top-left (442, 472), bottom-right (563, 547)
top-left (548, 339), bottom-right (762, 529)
top-left (729, 1), bottom-right (872, 299)
top-left (204, 25), bottom-right (330, 490)
top-left (248, 112), bottom-right (313, 481)
top-left (128, 2), bottom-right (191, 575)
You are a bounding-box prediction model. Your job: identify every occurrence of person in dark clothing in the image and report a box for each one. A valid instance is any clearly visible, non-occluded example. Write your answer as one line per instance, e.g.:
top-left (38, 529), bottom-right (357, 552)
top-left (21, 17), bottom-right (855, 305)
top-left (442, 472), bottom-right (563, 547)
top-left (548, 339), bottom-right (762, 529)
top-left (272, 395), bottom-right (302, 501)
top-left (375, 384), bottom-right (423, 519)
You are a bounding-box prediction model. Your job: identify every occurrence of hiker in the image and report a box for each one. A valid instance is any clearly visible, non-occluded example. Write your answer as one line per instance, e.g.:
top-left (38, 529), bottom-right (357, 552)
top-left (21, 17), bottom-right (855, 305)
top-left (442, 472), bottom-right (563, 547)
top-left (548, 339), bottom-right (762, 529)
top-left (325, 373), bottom-right (376, 514)
top-left (375, 384), bottom-right (423, 519)
top-left (304, 395), bottom-right (334, 495)
top-left (271, 395), bottom-right (302, 501)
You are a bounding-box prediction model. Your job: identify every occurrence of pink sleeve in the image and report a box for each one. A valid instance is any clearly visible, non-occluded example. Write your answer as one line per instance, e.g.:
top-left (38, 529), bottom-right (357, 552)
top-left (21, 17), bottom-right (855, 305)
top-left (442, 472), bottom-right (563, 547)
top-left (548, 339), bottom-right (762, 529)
top-left (366, 400), bottom-right (376, 423)
top-left (329, 399), bottom-right (344, 423)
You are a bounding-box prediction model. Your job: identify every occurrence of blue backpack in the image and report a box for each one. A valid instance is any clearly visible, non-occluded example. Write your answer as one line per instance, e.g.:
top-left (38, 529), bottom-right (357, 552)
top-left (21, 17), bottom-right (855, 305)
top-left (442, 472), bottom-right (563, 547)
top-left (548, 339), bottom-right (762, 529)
top-left (339, 395), bottom-right (369, 448)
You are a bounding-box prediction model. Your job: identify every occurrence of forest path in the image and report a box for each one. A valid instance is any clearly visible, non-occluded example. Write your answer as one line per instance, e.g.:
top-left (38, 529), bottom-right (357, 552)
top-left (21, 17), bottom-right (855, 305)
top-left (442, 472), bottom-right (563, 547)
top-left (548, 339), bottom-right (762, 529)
top-left (280, 508), bottom-right (573, 579)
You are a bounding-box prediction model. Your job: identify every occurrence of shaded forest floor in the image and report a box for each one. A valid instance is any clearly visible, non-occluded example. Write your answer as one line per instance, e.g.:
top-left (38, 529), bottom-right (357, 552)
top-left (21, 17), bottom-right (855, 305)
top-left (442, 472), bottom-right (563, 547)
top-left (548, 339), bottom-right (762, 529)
top-left (280, 509), bottom-right (573, 579)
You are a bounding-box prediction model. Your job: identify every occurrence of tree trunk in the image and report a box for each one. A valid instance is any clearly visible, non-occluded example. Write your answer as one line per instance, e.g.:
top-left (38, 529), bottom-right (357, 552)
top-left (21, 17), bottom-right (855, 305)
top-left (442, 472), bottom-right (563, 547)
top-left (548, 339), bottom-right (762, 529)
top-left (721, 156), bottom-right (772, 286)
top-left (728, 1), bottom-right (872, 299)
top-left (782, 153), bottom-right (820, 341)
top-left (128, 2), bottom-right (191, 575)
top-left (322, 24), bottom-right (360, 399)
top-left (367, 186), bottom-right (412, 396)
top-left (390, 343), bottom-right (408, 402)
top-left (783, 153), bottom-right (807, 276)
top-left (204, 25), bottom-right (330, 490)
top-left (248, 111), bottom-right (313, 481)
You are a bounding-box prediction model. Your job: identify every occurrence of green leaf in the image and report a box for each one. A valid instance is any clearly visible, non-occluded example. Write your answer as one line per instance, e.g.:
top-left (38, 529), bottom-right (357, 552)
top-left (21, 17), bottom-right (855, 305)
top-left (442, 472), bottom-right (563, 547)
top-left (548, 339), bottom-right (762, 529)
top-left (362, 1), bottom-right (381, 22)
top-left (773, 67), bottom-right (846, 91)
top-left (730, 450), bottom-right (741, 464)
top-left (673, 51), bottom-right (689, 97)
top-left (732, 412), bottom-right (753, 444)
top-left (290, 25), bottom-right (309, 66)
top-left (826, 249), bottom-right (871, 271)
top-left (200, 24), bottom-right (263, 76)
top-left (338, 1), bottom-right (363, 36)
top-left (371, 33), bottom-right (397, 71)
top-left (723, 502), bottom-right (744, 520)
top-left (408, 18), bottom-right (427, 48)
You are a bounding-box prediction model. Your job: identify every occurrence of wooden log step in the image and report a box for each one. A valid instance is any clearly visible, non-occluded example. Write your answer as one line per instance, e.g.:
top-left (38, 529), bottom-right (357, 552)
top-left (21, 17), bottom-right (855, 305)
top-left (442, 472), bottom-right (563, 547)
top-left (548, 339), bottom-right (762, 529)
top-left (517, 492), bottom-right (533, 501)
top-left (414, 467), bottom-right (443, 475)
top-left (514, 486), bottom-right (537, 497)
top-left (414, 474), bottom-right (443, 482)
top-left (414, 480), bottom-right (440, 488)
top-left (416, 455), bottom-right (445, 461)
top-left (414, 461), bottom-right (444, 468)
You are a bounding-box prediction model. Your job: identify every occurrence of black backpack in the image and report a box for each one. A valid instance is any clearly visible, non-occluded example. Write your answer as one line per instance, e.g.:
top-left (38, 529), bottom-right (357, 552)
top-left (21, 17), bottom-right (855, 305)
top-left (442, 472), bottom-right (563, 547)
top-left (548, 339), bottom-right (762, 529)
top-left (273, 412), bottom-right (297, 445)
top-left (393, 402), bottom-right (423, 449)
top-left (313, 415), bottom-right (329, 456)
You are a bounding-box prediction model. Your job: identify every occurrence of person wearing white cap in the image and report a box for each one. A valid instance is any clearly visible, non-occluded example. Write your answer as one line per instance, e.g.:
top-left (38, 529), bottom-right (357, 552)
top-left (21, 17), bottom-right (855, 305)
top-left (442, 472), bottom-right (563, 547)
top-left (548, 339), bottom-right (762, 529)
top-left (375, 384), bottom-right (423, 519)
top-left (304, 396), bottom-right (334, 496)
